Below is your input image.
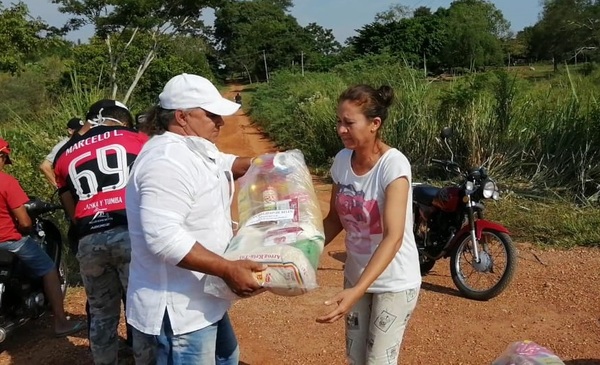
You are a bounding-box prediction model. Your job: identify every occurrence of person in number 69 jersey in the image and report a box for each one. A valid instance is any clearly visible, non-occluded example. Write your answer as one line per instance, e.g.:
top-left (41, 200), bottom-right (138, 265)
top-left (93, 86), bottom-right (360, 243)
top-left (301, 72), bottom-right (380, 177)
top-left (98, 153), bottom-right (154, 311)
top-left (53, 99), bottom-right (148, 365)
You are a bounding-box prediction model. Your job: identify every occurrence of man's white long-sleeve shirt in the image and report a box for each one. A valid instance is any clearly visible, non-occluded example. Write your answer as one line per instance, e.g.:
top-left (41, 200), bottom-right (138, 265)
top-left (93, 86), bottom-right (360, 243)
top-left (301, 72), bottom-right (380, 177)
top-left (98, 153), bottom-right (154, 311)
top-left (125, 131), bottom-right (237, 335)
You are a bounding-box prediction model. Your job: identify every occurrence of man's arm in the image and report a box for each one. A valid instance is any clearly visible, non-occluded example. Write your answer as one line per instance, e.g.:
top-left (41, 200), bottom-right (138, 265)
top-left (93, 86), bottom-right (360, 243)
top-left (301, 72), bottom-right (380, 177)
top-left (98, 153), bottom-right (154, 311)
top-left (39, 159), bottom-right (57, 188)
top-left (231, 156), bottom-right (253, 179)
top-left (136, 157), bottom-right (264, 295)
top-left (6, 177), bottom-right (33, 234)
top-left (177, 242), bottom-right (265, 297)
top-left (59, 190), bottom-right (77, 223)
top-left (11, 205), bottom-right (32, 234)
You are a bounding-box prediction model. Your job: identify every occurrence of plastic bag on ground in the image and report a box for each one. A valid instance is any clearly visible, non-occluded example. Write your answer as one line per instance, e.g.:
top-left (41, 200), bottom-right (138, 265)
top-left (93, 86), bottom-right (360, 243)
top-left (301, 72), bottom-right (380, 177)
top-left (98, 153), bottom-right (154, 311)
top-left (205, 150), bottom-right (325, 299)
top-left (492, 341), bottom-right (565, 365)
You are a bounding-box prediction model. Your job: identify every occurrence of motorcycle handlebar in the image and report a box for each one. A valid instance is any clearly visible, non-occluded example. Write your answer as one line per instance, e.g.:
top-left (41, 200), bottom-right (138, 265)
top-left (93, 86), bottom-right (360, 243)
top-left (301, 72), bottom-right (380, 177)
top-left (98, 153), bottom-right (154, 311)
top-left (430, 159), bottom-right (460, 170)
top-left (25, 199), bottom-right (63, 215)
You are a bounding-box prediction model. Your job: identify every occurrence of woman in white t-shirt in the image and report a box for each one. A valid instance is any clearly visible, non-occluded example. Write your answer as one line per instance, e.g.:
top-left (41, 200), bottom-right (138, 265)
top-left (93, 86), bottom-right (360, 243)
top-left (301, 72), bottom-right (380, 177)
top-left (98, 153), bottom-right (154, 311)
top-left (317, 84), bottom-right (421, 364)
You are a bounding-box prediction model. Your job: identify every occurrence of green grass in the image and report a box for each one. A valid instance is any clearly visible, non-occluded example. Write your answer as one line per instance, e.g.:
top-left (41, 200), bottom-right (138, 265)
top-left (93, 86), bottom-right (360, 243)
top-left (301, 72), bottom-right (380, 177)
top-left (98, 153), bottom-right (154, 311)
top-left (486, 195), bottom-right (600, 248)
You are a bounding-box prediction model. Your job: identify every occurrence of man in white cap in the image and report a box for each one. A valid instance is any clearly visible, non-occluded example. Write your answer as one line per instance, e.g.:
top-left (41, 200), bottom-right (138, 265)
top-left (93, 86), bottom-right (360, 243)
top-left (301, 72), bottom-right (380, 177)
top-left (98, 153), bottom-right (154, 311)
top-left (125, 74), bottom-right (264, 365)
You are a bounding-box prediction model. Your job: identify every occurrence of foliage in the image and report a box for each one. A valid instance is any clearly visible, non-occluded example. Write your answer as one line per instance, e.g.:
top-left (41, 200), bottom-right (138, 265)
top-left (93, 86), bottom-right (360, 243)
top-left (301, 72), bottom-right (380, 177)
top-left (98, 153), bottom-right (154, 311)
top-left (0, 2), bottom-right (62, 74)
top-left (213, 0), bottom-right (343, 80)
top-left (52, 0), bottom-right (220, 102)
top-left (249, 59), bottom-right (600, 204)
top-left (441, 0), bottom-right (509, 70)
top-left (486, 195), bottom-right (600, 248)
top-left (349, 0), bottom-right (508, 71)
top-left (57, 33), bottom-right (214, 111)
top-left (0, 75), bottom-right (104, 199)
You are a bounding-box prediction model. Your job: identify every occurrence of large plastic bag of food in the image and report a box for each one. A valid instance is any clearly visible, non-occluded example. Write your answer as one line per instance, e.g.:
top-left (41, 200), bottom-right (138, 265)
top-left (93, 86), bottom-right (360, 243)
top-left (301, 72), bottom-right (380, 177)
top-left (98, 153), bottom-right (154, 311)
top-left (205, 150), bottom-right (325, 299)
top-left (492, 341), bottom-right (565, 365)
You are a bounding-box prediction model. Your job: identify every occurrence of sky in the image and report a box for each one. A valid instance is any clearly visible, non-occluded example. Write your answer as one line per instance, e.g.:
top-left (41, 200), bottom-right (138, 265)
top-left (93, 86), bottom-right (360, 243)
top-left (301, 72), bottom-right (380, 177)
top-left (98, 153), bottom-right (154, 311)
top-left (2, 0), bottom-right (541, 44)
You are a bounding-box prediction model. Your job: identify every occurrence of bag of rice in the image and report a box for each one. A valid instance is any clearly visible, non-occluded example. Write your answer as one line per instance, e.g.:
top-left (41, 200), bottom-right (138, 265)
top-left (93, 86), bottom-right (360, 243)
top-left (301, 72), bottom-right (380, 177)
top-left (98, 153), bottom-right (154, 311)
top-left (205, 150), bottom-right (325, 299)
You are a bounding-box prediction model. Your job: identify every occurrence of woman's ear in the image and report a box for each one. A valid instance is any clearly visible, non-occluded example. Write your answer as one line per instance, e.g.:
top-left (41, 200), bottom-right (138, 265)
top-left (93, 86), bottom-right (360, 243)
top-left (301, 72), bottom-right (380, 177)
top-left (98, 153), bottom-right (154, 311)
top-left (372, 117), bottom-right (382, 132)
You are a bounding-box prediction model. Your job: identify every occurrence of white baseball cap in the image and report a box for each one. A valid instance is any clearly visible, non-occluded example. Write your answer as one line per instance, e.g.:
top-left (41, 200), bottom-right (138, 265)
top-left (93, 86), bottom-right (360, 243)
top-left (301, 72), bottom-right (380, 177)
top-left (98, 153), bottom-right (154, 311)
top-left (159, 73), bottom-right (240, 116)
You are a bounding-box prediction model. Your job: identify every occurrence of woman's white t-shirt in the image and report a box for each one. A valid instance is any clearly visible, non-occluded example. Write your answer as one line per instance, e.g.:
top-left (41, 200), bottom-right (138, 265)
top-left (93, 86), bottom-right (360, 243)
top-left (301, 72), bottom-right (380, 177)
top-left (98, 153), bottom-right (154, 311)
top-left (330, 148), bottom-right (421, 293)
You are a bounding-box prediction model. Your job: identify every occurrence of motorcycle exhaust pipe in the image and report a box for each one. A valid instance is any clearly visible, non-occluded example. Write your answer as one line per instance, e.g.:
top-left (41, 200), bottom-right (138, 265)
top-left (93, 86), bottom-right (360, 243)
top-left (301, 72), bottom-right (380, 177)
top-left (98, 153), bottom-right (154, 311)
top-left (0, 320), bottom-right (18, 343)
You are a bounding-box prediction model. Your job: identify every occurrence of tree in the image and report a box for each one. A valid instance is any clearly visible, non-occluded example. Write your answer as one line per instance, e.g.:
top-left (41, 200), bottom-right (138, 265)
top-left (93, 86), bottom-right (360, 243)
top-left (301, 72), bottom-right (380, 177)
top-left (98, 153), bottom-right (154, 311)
top-left (300, 23), bottom-right (343, 72)
top-left (413, 6), bottom-right (432, 18)
top-left (374, 4), bottom-right (412, 24)
top-left (213, 0), bottom-right (311, 80)
top-left (62, 33), bottom-right (214, 108)
top-left (0, 2), bottom-right (53, 74)
top-left (440, 0), bottom-right (510, 70)
top-left (349, 9), bottom-right (447, 72)
top-left (534, 0), bottom-right (597, 70)
top-left (52, 0), bottom-right (221, 103)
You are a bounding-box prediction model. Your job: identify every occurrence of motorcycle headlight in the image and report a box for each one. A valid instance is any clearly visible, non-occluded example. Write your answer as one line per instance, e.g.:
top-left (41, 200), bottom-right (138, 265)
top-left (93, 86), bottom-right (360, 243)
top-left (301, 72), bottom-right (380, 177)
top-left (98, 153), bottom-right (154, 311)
top-left (465, 181), bottom-right (475, 192)
top-left (482, 180), bottom-right (497, 199)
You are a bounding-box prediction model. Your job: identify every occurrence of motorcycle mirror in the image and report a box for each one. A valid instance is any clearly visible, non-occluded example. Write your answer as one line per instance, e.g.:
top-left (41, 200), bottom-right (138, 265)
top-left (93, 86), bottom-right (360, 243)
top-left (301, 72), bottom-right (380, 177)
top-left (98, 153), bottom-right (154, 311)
top-left (440, 127), bottom-right (453, 140)
top-left (480, 167), bottom-right (488, 179)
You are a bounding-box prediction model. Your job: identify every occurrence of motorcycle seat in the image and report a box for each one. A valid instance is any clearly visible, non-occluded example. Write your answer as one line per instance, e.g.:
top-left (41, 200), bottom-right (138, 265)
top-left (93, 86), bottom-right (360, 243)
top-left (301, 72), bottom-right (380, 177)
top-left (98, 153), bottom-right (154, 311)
top-left (0, 250), bottom-right (16, 266)
top-left (413, 185), bottom-right (441, 206)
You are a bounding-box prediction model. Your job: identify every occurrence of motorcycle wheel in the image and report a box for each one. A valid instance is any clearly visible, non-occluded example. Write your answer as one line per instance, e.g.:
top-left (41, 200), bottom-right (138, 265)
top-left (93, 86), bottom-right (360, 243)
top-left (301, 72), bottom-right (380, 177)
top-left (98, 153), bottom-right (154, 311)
top-left (450, 230), bottom-right (517, 301)
top-left (420, 259), bottom-right (436, 276)
top-left (57, 253), bottom-right (68, 299)
top-left (39, 225), bottom-right (68, 299)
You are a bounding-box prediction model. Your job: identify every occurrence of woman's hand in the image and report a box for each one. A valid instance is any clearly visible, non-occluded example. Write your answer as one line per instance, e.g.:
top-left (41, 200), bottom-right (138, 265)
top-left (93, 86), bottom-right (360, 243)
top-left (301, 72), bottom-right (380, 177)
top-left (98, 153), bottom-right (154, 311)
top-left (316, 287), bottom-right (364, 324)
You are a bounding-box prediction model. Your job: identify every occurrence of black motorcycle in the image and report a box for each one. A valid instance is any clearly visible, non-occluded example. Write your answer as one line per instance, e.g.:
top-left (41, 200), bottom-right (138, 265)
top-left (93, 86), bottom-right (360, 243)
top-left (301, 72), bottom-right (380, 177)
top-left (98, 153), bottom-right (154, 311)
top-left (0, 196), bottom-right (67, 343)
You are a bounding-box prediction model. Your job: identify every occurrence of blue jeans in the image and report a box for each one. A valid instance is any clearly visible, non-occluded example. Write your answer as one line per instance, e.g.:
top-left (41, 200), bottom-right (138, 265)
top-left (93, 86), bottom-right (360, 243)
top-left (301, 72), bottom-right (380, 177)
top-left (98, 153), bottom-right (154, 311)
top-left (132, 311), bottom-right (239, 365)
top-left (0, 236), bottom-right (54, 277)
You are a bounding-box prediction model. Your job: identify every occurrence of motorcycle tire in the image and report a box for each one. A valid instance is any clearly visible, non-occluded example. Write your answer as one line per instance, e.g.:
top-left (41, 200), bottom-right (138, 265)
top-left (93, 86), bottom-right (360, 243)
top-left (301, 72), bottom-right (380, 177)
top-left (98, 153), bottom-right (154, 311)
top-left (450, 230), bottom-right (517, 301)
top-left (420, 259), bottom-right (436, 276)
top-left (36, 221), bottom-right (69, 298)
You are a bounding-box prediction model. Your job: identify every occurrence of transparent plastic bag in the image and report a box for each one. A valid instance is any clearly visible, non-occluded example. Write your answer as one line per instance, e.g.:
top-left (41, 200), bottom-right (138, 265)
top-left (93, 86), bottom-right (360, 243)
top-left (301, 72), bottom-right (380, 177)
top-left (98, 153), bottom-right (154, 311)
top-left (205, 150), bottom-right (325, 299)
top-left (492, 341), bottom-right (565, 365)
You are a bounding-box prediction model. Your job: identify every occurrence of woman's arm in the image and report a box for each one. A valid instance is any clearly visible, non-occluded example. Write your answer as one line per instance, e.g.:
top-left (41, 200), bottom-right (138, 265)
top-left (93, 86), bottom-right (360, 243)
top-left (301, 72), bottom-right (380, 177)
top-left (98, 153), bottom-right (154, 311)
top-left (323, 184), bottom-right (343, 246)
top-left (316, 176), bottom-right (410, 323)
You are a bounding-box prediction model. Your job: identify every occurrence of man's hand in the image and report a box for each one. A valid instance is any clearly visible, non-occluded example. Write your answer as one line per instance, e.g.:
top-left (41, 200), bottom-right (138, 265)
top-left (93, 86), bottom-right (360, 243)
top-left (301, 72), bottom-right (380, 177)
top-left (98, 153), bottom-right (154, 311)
top-left (222, 260), bottom-right (266, 297)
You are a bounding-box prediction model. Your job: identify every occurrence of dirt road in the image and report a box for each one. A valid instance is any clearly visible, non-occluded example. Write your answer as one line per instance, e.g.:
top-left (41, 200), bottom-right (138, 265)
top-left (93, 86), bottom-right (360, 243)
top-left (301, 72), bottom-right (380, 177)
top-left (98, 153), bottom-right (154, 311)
top-left (0, 86), bottom-right (599, 364)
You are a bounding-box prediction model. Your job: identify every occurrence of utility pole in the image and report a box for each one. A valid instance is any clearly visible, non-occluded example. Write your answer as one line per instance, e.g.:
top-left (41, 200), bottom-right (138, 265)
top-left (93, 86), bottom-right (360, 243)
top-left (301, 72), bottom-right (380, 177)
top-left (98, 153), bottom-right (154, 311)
top-left (301, 51), bottom-right (304, 76)
top-left (423, 52), bottom-right (427, 77)
top-left (263, 50), bottom-right (269, 82)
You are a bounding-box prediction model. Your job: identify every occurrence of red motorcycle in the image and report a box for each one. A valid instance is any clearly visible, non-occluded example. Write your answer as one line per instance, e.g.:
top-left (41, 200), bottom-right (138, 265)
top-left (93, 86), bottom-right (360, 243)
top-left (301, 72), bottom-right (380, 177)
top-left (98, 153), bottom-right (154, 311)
top-left (413, 127), bottom-right (517, 301)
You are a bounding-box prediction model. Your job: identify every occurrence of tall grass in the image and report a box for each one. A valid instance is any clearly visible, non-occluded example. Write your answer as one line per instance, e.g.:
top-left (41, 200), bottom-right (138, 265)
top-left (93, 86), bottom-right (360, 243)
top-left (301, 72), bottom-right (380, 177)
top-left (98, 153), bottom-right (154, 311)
top-left (249, 61), bottom-right (600, 203)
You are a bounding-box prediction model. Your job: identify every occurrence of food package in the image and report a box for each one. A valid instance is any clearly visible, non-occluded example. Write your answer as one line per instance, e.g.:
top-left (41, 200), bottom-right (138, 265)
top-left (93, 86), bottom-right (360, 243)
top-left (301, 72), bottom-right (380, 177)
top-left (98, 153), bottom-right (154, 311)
top-left (492, 341), bottom-right (565, 365)
top-left (205, 150), bottom-right (325, 299)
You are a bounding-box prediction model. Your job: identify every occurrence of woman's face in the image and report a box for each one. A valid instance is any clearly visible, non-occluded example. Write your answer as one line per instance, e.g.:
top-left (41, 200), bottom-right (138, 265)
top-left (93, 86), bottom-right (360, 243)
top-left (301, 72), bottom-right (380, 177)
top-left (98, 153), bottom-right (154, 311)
top-left (336, 100), bottom-right (379, 150)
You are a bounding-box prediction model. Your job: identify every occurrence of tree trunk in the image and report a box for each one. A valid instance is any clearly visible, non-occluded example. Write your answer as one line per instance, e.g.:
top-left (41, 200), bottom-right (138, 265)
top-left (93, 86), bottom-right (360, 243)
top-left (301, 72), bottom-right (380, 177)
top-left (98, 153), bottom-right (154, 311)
top-left (105, 35), bottom-right (119, 99)
top-left (123, 47), bottom-right (156, 104)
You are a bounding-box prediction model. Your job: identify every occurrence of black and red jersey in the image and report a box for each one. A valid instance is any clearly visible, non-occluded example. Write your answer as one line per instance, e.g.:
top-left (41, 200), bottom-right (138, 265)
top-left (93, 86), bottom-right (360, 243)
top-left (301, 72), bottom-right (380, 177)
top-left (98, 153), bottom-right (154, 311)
top-left (54, 126), bottom-right (148, 237)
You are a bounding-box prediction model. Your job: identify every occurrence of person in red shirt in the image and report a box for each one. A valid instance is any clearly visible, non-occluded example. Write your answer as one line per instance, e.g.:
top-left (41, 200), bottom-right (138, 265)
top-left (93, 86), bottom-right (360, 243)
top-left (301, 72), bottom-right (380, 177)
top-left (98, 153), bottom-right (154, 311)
top-left (54, 99), bottom-right (147, 364)
top-left (0, 138), bottom-right (85, 337)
